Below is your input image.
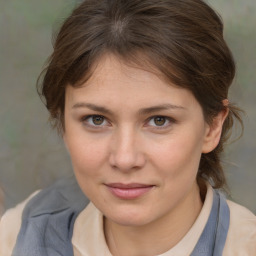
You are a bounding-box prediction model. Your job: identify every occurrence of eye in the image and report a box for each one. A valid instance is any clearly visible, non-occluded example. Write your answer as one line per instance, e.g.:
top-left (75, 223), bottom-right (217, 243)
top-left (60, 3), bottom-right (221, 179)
top-left (82, 115), bottom-right (108, 127)
top-left (152, 116), bottom-right (166, 126)
top-left (91, 115), bottom-right (105, 125)
top-left (147, 116), bottom-right (173, 128)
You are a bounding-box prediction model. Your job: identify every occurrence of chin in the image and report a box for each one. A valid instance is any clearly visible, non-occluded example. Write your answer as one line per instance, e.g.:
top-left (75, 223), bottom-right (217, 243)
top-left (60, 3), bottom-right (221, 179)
top-left (105, 205), bottom-right (155, 227)
top-left (110, 215), bottom-right (151, 227)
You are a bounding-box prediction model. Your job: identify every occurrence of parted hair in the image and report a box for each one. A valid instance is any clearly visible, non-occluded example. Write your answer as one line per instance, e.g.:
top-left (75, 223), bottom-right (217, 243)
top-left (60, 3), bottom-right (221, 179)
top-left (38, 0), bottom-right (243, 189)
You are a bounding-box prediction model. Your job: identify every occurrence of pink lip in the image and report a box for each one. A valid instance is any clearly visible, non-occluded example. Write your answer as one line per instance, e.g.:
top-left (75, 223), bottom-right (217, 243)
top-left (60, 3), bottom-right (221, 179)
top-left (105, 183), bottom-right (154, 199)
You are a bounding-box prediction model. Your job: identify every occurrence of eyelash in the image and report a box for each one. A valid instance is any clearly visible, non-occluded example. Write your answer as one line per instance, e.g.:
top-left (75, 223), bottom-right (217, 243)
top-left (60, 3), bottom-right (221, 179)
top-left (81, 115), bottom-right (175, 129)
top-left (146, 116), bottom-right (174, 129)
top-left (81, 115), bottom-right (109, 128)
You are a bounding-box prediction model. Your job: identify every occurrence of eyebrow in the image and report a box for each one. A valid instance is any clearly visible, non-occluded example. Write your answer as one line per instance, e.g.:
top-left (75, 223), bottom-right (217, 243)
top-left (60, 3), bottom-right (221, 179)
top-left (138, 103), bottom-right (186, 115)
top-left (72, 103), bottom-right (113, 115)
top-left (72, 102), bottom-right (186, 115)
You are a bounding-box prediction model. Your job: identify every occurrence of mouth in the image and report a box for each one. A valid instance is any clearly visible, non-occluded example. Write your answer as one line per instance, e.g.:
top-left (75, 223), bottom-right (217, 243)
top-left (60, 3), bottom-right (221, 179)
top-left (105, 183), bottom-right (155, 200)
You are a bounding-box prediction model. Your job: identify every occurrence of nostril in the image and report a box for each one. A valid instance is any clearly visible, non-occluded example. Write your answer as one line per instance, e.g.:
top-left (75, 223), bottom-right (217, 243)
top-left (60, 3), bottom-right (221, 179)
top-left (109, 149), bottom-right (146, 172)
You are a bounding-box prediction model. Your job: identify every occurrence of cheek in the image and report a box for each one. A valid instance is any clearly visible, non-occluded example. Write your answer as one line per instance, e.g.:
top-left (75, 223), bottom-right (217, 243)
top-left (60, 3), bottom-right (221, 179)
top-left (150, 131), bottom-right (203, 179)
top-left (66, 135), bottom-right (108, 176)
top-left (67, 138), bottom-right (109, 199)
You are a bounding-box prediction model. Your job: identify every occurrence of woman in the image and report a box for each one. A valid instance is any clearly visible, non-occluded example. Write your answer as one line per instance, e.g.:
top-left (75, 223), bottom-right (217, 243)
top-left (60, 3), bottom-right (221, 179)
top-left (0, 0), bottom-right (255, 255)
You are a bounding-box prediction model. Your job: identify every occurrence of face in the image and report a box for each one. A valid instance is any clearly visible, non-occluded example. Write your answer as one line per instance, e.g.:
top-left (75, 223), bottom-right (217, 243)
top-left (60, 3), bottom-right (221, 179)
top-left (64, 54), bottom-right (214, 227)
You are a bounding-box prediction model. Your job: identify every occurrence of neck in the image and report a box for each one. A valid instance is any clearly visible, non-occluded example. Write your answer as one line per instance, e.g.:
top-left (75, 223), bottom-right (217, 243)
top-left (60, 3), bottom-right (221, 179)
top-left (104, 183), bottom-right (203, 256)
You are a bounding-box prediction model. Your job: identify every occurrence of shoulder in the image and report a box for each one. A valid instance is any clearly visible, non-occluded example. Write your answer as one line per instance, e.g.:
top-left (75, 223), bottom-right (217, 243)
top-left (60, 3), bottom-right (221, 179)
top-left (0, 176), bottom-right (89, 255)
top-left (0, 191), bottom-right (39, 256)
top-left (22, 176), bottom-right (89, 217)
top-left (223, 200), bottom-right (256, 255)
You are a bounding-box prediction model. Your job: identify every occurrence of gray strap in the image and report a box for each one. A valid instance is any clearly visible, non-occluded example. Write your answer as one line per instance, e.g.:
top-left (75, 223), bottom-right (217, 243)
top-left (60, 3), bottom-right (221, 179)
top-left (212, 192), bottom-right (230, 256)
top-left (191, 190), bottom-right (230, 256)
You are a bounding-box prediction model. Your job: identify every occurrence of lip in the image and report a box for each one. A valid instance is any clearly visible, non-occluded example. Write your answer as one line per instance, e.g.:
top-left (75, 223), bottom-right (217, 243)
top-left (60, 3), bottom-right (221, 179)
top-left (105, 183), bottom-right (154, 200)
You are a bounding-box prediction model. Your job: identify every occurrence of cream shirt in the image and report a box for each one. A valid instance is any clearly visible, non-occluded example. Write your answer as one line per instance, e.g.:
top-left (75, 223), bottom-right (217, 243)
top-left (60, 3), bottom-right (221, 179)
top-left (0, 184), bottom-right (255, 256)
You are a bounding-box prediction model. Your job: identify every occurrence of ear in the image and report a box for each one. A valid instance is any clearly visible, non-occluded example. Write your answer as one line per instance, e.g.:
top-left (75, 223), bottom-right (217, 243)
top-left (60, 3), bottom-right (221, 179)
top-left (202, 108), bottom-right (229, 153)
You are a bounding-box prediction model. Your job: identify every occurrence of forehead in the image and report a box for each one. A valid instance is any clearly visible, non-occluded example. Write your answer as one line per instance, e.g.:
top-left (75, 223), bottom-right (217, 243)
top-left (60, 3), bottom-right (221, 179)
top-left (65, 54), bottom-right (200, 113)
top-left (87, 53), bottom-right (165, 85)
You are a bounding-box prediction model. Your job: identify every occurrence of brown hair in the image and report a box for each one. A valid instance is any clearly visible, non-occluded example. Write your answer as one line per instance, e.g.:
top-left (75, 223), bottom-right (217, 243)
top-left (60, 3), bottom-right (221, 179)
top-left (38, 0), bottom-right (243, 189)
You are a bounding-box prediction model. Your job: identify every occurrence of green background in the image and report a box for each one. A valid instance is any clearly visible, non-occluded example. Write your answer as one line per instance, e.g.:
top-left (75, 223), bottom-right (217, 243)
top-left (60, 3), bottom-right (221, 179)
top-left (0, 0), bottom-right (255, 213)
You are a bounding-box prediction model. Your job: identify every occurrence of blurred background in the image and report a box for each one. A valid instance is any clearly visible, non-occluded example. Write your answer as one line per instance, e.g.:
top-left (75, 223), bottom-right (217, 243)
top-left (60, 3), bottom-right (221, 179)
top-left (0, 0), bottom-right (255, 214)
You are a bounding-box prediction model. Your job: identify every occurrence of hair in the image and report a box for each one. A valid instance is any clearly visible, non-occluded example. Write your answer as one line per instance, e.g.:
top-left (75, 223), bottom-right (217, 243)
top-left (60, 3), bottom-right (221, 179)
top-left (38, 0), bottom-right (243, 189)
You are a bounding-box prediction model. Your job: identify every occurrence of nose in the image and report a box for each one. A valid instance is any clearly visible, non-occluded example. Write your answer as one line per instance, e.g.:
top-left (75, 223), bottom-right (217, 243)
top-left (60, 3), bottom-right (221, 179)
top-left (109, 127), bottom-right (146, 172)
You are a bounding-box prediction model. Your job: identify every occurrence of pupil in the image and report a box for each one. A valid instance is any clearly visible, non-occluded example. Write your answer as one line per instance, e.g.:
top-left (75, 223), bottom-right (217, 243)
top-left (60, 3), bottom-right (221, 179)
top-left (154, 117), bottom-right (165, 126)
top-left (93, 116), bottom-right (104, 125)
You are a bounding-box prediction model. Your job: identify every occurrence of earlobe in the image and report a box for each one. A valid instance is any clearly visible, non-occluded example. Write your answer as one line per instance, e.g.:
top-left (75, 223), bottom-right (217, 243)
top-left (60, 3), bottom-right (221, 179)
top-left (202, 108), bottom-right (229, 153)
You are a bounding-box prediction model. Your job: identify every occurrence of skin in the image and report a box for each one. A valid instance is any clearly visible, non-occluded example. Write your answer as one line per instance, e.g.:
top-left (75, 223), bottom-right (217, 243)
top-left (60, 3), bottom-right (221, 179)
top-left (64, 54), bottom-right (228, 256)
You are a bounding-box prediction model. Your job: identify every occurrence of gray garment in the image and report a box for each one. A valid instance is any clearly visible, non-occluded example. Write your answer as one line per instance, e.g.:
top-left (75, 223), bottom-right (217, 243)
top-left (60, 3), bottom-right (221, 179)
top-left (13, 176), bottom-right (89, 256)
top-left (191, 188), bottom-right (230, 255)
top-left (12, 177), bottom-right (230, 256)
